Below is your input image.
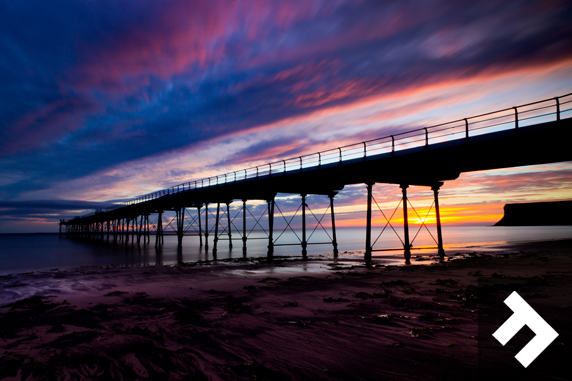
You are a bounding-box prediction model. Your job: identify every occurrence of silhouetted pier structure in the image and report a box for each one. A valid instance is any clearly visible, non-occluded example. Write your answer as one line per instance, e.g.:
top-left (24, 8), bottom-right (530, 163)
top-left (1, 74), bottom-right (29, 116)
top-left (61, 93), bottom-right (572, 264)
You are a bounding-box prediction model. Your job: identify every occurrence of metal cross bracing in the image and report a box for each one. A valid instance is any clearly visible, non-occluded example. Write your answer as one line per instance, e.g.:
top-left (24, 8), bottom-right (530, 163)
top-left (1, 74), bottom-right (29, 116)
top-left (152, 207), bottom-right (203, 246)
top-left (364, 183), bottom-right (445, 265)
top-left (70, 195), bottom-right (341, 262)
top-left (195, 201), bottom-right (271, 258)
top-left (150, 202), bottom-right (269, 257)
top-left (72, 214), bottom-right (154, 246)
top-left (61, 92), bottom-right (572, 265)
top-left (270, 194), bottom-right (339, 258)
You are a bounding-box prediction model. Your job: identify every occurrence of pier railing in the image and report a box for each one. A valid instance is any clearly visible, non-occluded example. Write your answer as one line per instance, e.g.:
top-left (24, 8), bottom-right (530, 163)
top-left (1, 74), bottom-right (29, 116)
top-left (85, 92), bottom-right (572, 217)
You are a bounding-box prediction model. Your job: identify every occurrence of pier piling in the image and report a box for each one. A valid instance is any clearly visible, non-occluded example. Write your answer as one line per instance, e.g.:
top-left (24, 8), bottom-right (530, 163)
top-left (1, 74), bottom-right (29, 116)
top-left (267, 197), bottom-right (275, 259)
top-left (401, 184), bottom-right (411, 265)
top-left (329, 193), bottom-right (339, 258)
top-left (432, 183), bottom-right (445, 260)
top-left (301, 194), bottom-right (307, 258)
top-left (365, 183), bottom-right (373, 266)
top-left (213, 203), bottom-right (220, 257)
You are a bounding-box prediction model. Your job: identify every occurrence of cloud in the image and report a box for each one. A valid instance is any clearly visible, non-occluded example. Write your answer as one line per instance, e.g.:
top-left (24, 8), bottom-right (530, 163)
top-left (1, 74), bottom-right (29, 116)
top-left (0, 200), bottom-right (112, 220)
top-left (1, 0), bottom-right (572, 231)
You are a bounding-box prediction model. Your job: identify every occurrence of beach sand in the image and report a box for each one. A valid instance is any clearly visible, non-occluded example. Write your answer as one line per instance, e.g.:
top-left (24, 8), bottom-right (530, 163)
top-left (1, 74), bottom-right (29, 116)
top-left (0, 239), bottom-right (570, 380)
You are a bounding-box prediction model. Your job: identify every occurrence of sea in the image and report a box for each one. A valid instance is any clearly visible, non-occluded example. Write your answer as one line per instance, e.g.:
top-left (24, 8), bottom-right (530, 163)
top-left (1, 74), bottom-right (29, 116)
top-left (0, 226), bottom-right (571, 275)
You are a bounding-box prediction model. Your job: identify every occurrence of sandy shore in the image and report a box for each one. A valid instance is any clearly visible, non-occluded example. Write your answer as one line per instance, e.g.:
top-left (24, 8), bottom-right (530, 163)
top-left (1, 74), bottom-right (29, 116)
top-left (0, 240), bottom-right (571, 380)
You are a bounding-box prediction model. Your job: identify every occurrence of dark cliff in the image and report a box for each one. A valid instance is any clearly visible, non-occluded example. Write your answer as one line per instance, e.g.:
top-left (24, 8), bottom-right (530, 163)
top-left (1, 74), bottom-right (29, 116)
top-left (495, 201), bottom-right (572, 226)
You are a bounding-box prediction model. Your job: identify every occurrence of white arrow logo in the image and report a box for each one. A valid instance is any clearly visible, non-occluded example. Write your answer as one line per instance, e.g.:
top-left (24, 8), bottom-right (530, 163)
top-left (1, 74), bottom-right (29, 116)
top-left (492, 291), bottom-right (559, 368)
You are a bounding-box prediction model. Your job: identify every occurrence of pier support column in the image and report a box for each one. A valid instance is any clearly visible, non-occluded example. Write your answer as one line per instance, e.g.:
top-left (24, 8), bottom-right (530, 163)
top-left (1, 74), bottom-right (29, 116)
top-left (137, 215), bottom-right (143, 245)
top-left (204, 203), bottom-right (209, 250)
top-left (59, 220), bottom-right (62, 238)
top-left (301, 194), bottom-right (307, 259)
top-left (129, 218), bottom-right (132, 243)
top-left (432, 183), bottom-right (445, 260)
top-left (401, 184), bottom-right (411, 264)
top-left (242, 200), bottom-right (247, 257)
top-left (176, 207), bottom-right (185, 248)
top-left (145, 214), bottom-right (150, 244)
top-left (107, 220), bottom-right (110, 241)
top-left (267, 197), bottom-right (275, 259)
top-left (197, 206), bottom-right (203, 247)
top-left (132, 218), bottom-right (136, 243)
top-left (226, 202), bottom-right (233, 249)
top-left (365, 183), bottom-right (373, 266)
top-left (155, 211), bottom-right (163, 247)
top-left (213, 203), bottom-right (220, 257)
top-left (329, 193), bottom-right (339, 258)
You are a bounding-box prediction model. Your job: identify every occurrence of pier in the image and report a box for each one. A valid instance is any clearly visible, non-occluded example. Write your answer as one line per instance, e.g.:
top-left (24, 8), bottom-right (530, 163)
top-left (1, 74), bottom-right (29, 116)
top-left (61, 94), bottom-right (572, 265)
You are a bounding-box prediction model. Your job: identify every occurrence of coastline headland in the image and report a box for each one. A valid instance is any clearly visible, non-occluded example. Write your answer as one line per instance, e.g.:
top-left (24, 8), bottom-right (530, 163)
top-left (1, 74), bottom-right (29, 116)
top-left (495, 200), bottom-right (572, 226)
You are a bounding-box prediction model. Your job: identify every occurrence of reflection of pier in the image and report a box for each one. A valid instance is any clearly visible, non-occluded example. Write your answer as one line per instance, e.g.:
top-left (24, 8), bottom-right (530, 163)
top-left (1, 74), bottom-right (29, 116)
top-left (61, 94), bottom-right (572, 265)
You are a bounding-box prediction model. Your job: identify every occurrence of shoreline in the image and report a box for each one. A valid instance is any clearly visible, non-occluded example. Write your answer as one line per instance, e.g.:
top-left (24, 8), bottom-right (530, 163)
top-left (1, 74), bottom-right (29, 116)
top-left (2, 234), bottom-right (571, 278)
top-left (1, 238), bottom-right (570, 306)
top-left (1, 225), bottom-right (571, 276)
top-left (1, 238), bottom-right (571, 380)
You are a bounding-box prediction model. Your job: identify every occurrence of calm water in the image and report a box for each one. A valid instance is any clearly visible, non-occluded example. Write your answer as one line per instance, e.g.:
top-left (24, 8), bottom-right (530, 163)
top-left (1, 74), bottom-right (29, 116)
top-left (0, 226), bottom-right (571, 275)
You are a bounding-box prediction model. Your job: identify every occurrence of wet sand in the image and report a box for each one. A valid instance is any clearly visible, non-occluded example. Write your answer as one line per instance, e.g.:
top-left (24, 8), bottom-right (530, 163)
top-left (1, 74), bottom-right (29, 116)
top-left (1, 239), bottom-right (571, 380)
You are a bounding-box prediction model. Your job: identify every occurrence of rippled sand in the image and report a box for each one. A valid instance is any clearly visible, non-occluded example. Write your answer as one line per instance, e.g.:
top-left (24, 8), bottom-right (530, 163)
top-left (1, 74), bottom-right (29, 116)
top-left (1, 240), bottom-right (570, 380)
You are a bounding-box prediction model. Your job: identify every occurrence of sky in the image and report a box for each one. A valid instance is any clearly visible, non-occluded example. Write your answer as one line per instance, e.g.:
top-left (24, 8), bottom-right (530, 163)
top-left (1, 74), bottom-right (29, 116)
top-left (1, 0), bottom-right (572, 233)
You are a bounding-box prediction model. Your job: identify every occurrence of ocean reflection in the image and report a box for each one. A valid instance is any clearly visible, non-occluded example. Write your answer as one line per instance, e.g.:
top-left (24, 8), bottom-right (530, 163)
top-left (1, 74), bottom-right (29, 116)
top-left (0, 226), bottom-right (570, 275)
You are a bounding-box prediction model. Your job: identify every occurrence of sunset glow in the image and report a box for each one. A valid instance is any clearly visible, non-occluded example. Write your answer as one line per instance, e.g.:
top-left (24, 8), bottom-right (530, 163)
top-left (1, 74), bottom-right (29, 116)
top-left (1, 0), bottom-right (571, 233)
